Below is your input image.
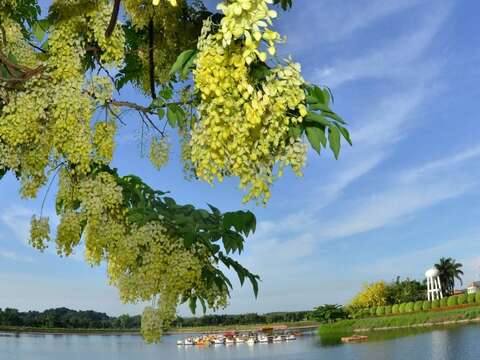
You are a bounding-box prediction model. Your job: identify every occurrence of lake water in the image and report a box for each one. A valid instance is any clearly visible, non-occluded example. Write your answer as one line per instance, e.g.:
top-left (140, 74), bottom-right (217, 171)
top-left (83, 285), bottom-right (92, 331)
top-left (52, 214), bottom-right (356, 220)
top-left (2, 324), bottom-right (480, 360)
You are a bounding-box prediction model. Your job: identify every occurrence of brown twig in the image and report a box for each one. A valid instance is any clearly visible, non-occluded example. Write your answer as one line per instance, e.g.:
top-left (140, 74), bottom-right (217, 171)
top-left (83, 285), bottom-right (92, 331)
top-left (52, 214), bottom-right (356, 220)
top-left (105, 0), bottom-right (121, 38)
top-left (0, 50), bottom-right (48, 84)
top-left (148, 18), bottom-right (156, 100)
top-left (109, 99), bottom-right (166, 136)
top-left (28, 41), bottom-right (48, 54)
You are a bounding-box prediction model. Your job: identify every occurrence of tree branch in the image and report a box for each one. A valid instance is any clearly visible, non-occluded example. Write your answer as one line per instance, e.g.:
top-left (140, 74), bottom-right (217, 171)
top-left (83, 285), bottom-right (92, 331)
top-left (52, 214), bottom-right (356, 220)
top-left (148, 18), bottom-right (156, 100)
top-left (105, 0), bottom-right (121, 38)
top-left (0, 50), bottom-right (47, 85)
top-left (109, 100), bottom-right (165, 136)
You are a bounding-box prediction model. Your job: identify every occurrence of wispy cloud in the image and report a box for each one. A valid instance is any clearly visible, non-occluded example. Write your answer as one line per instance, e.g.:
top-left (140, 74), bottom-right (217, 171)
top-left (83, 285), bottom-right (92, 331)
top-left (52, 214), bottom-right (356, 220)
top-left (400, 145), bottom-right (480, 183)
top-left (0, 249), bottom-right (34, 263)
top-left (0, 205), bottom-right (85, 261)
top-left (304, 2), bottom-right (451, 208)
top-left (0, 205), bottom-right (33, 245)
top-left (317, 177), bottom-right (474, 240)
top-left (319, 141), bottom-right (480, 240)
top-left (311, 3), bottom-right (449, 88)
top-left (282, 0), bottom-right (424, 51)
top-left (255, 141), bottom-right (480, 258)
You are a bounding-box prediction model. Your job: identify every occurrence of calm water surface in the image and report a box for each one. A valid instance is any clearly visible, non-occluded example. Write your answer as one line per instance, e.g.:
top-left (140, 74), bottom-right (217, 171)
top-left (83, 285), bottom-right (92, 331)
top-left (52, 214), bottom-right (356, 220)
top-left (2, 325), bottom-right (480, 360)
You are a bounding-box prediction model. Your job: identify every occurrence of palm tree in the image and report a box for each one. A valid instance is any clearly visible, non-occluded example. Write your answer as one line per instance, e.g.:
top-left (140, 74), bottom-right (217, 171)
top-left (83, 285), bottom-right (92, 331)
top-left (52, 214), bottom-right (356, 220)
top-left (435, 257), bottom-right (464, 296)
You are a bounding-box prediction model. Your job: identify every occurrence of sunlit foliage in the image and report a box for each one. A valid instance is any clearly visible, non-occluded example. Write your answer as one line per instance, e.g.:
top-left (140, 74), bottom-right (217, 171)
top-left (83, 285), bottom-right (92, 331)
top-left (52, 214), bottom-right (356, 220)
top-left (0, 0), bottom-right (351, 342)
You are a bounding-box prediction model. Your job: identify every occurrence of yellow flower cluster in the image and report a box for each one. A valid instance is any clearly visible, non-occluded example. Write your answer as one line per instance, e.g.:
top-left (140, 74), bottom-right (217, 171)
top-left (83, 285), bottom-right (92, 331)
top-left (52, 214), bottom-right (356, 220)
top-left (152, 0), bottom-right (177, 7)
top-left (191, 10), bottom-right (308, 202)
top-left (0, 1), bottom-right (125, 195)
top-left (149, 136), bottom-right (170, 170)
top-left (217, 0), bottom-right (280, 63)
top-left (55, 210), bottom-right (82, 256)
top-left (1, 0), bottom-right (317, 343)
top-left (1, 17), bottom-right (39, 68)
top-left (180, 133), bottom-right (195, 180)
top-left (29, 216), bottom-right (51, 251)
top-left (141, 306), bottom-right (163, 342)
top-left (77, 172), bottom-right (125, 264)
top-left (52, 169), bottom-right (227, 342)
top-left (107, 221), bottom-right (227, 343)
top-left (93, 121), bottom-right (117, 163)
top-left (85, 2), bottom-right (125, 65)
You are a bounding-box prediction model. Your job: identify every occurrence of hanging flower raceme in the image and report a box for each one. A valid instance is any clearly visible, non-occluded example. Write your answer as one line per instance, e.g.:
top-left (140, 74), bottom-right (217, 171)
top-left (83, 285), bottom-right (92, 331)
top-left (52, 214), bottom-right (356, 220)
top-left (190, 2), bottom-right (309, 203)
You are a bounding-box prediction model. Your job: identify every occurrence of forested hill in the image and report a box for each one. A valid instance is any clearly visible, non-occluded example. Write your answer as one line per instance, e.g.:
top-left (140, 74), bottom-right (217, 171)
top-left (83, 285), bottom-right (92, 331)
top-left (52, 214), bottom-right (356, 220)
top-left (0, 308), bottom-right (312, 329)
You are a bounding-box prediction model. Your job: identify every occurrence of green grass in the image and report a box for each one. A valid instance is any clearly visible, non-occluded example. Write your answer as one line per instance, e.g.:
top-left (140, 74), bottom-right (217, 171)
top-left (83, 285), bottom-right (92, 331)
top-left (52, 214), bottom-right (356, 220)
top-left (319, 305), bottom-right (480, 336)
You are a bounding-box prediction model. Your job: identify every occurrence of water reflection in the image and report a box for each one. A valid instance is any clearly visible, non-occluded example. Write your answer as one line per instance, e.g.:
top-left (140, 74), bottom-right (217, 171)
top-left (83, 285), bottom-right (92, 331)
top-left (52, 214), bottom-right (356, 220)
top-left (2, 325), bottom-right (480, 359)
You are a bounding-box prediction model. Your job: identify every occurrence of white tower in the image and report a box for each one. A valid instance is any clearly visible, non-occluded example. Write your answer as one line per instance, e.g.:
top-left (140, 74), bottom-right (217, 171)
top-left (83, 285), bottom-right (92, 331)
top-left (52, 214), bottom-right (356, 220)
top-left (425, 268), bottom-right (443, 301)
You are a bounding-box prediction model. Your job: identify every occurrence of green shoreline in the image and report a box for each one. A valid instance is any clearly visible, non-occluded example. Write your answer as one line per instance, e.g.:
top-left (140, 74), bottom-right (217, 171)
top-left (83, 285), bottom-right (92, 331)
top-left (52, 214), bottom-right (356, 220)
top-left (0, 321), bottom-right (319, 336)
top-left (319, 304), bottom-right (480, 336)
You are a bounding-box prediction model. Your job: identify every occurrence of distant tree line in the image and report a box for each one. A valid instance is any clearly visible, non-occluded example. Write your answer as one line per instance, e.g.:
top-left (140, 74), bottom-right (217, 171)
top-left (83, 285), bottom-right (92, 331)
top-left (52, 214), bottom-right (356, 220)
top-left (0, 308), bottom-right (311, 329)
top-left (0, 307), bottom-right (140, 329)
top-left (173, 311), bottom-right (311, 328)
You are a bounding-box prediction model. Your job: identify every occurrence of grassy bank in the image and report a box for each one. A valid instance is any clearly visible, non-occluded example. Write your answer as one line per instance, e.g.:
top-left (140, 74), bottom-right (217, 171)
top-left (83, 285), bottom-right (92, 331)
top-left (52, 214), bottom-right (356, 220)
top-left (319, 305), bottom-right (480, 336)
top-left (0, 321), bottom-right (318, 335)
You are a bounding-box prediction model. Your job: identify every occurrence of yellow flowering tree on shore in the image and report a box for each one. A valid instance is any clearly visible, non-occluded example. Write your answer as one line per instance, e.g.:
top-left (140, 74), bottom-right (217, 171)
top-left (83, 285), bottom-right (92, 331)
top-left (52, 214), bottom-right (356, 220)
top-left (0, 0), bottom-right (351, 342)
top-left (350, 281), bottom-right (389, 310)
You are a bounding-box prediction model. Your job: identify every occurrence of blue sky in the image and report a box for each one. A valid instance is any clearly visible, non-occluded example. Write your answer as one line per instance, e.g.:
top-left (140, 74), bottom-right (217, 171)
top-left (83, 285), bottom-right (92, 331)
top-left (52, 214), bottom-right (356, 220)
top-left (1, 0), bottom-right (480, 316)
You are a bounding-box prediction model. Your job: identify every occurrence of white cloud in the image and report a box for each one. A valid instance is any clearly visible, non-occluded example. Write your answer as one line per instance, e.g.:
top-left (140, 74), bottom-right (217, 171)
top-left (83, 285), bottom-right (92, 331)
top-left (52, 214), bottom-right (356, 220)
top-left (311, 3), bottom-right (449, 88)
top-left (0, 249), bottom-right (34, 263)
top-left (0, 205), bottom-right (34, 245)
top-left (316, 141), bottom-right (480, 241)
top-left (400, 145), bottom-right (480, 183)
top-left (283, 0), bottom-right (424, 50)
top-left (317, 178), bottom-right (474, 240)
top-left (304, 2), bottom-right (451, 208)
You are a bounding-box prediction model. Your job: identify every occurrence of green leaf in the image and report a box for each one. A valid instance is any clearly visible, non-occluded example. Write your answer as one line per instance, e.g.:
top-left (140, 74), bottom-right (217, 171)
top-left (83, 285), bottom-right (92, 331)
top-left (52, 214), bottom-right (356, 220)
top-left (305, 112), bottom-right (330, 127)
top-left (41, 38), bottom-right (49, 52)
top-left (273, 0), bottom-right (293, 10)
top-left (166, 105), bottom-right (177, 128)
top-left (250, 61), bottom-right (271, 82)
top-left (248, 273), bottom-right (260, 298)
top-left (159, 87), bottom-right (173, 100)
top-left (149, 97), bottom-right (165, 109)
top-left (31, 19), bottom-right (49, 43)
top-left (306, 126), bottom-right (325, 154)
top-left (207, 204), bottom-right (221, 216)
top-left (289, 125), bottom-right (303, 139)
top-left (323, 110), bottom-right (346, 124)
top-left (0, 167), bottom-right (8, 180)
top-left (169, 49), bottom-right (197, 79)
top-left (336, 125), bottom-right (352, 146)
top-left (328, 126), bottom-right (341, 159)
top-left (198, 297), bottom-right (207, 314)
top-left (156, 108), bottom-right (165, 121)
top-left (184, 231), bottom-right (195, 248)
top-left (189, 296), bottom-right (197, 314)
top-left (181, 52), bottom-right (197, 79)
top-left (0, 65), bottom-right (9, 79)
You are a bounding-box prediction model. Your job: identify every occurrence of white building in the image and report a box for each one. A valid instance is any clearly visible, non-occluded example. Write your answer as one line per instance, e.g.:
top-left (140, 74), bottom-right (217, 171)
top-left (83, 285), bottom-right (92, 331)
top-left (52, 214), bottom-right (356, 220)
top-left (467, 281), bottom-right (480, 294)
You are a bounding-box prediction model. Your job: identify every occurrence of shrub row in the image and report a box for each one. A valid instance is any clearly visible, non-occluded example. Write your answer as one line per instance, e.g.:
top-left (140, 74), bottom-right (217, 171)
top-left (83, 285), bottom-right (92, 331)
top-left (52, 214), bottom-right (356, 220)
top-left (352, 292), bottom-right (480, 319)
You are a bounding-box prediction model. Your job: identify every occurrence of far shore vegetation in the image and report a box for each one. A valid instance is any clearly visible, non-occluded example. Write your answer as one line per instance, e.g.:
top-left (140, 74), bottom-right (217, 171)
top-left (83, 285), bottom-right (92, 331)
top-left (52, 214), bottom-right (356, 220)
top-left (0, 307), bottom-right (316, 334)
top-left (319, 304), bottom-right (480, 336)
top-left (314, 257), bottom-right (480, 338)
